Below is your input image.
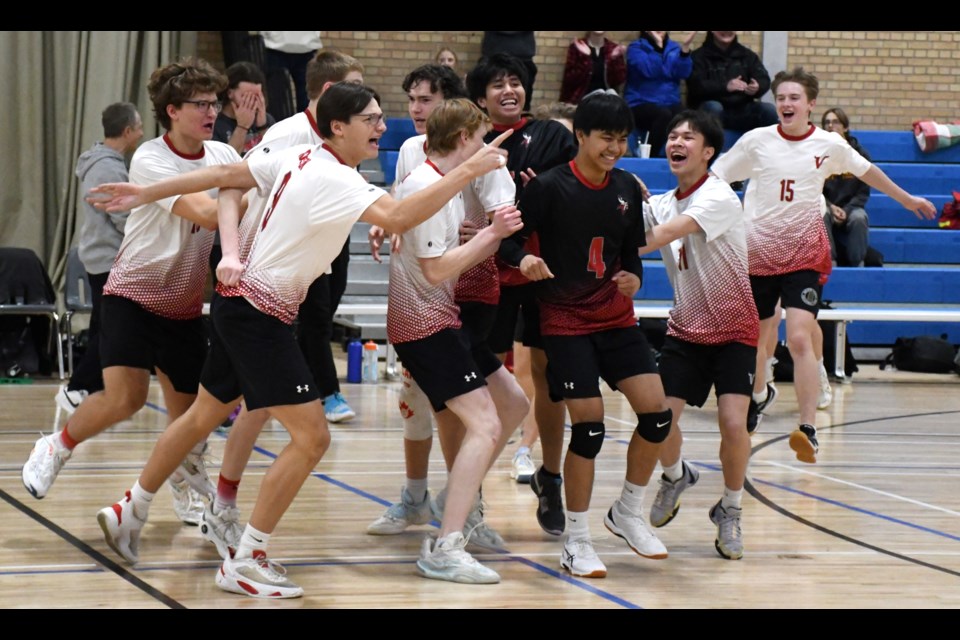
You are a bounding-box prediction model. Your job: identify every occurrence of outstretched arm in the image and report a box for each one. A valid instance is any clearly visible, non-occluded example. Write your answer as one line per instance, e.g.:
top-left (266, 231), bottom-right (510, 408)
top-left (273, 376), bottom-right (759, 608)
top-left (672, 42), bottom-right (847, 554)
top-left (87, 162), bottom-right (257, 214)
top-left (859, 165), bottom-right (936, 219)
top-left (641, 213), bottom-right (702, 254)
top-left (360, 130), bottom-right (512, 234)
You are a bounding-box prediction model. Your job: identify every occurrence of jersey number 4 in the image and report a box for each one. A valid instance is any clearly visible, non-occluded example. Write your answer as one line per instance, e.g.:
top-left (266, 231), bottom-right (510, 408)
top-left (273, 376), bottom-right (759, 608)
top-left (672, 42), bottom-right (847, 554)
top-left (587, 237), bottom-right (605, 279)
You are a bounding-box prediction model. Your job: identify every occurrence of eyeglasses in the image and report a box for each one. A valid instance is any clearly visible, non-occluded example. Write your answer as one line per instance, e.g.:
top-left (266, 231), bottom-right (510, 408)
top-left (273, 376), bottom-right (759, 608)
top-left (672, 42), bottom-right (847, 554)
top-left (183, 99), bottom-right (223, 114)
top-left (354, 112), bottom-right (385, 127)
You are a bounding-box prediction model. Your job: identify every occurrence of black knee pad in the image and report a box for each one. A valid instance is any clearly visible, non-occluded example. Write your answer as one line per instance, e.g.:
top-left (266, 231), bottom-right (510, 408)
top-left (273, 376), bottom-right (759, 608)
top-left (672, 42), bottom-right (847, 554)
top-left (636, 409), bottom-right (672, 443)
top-left (568, 421), bottom-right (605, 459)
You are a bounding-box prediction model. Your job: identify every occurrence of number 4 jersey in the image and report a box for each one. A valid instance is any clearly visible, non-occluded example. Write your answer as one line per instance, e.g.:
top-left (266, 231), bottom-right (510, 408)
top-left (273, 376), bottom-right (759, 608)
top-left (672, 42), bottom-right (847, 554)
top-left (500, 161), bottom-right (646, 336)
top-left (711, 124), bottom-right (871, 277)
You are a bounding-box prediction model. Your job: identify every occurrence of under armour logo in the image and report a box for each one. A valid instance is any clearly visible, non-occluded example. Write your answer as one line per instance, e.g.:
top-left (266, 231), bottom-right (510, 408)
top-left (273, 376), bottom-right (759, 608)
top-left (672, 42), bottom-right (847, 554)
top-left (748, 372), bottom-right (755, 385)
top-left (464, 372), bottom-right (477, 382)
top-left (522, 133), bottom-right (532, 148)
top-left (815, 154), bottom-right (830, 168)
top-left (564, 382), bottom-right (575, 390)
top-left (297, 384), bottom-right (310, 393)
top-left (617, 196), bottom-right (629, 216)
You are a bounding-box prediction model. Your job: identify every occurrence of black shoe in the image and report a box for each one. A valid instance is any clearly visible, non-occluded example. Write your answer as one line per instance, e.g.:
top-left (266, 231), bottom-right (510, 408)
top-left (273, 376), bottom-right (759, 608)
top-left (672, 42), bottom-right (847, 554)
top-left (530, 466), bottom-right (565, 536)
top-left (789, 424), bottom-right (819, 463)
top-left (746, 383), bottom-right (778, 435)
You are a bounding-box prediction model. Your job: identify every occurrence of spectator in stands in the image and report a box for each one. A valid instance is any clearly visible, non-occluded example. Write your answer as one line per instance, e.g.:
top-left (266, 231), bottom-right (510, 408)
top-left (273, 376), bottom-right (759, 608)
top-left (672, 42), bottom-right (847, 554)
top-left (214, 62), bottom-right (275, 156)
top-left (559, 31), bottom-right (626, 105)
top-left (687, 31), bottom-right (777, 134)
top-left (480, 32), bottom-right (537, 111)
top-left (436, 47), bottom-right (458, 70)
top-left (261, 31), bottom-right (323, 113)
top-left (623, 31), bottom-right (697, 158)
top-left (821, 108), bottom-right (872, 267)
top-left (57, 102), bottom-right (144, 415)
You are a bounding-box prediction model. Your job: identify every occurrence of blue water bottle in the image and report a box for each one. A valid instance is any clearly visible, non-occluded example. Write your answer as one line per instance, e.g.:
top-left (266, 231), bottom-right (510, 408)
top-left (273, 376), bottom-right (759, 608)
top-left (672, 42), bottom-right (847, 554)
top-left (347, 339), bottom-right (363, 383)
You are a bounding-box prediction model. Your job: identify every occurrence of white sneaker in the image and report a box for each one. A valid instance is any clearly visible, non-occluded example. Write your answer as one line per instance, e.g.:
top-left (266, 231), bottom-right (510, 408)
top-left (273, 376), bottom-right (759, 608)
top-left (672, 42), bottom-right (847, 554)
top-left (431, 488), bottom-right (505, 551)
top-left (201, 504), bottom-right (242, 560)
top-left (765, 356), bottom-right (778, 395)
top-left (178, 441), bottom-right (216, 499)
top-left (216, 550), bottom-right (304, 598)
top-left (54, 384), bottom-right (88, 415)
top-left (510, 447), bottom-right (536, 484)
top-left (817, 364), bottom-right (833, 409)
top-left (416, 532), bottom-right (500, 584)
top-left (22, 432), bottom-right (72, 499)
top-left (169, 476), bottom-right (205, 526)
top-left (367, 487), bottom-right (433, 535)
top-left (604, 500), bottom-right (668, 559)
top-left (560, 537), bottom-right (607, 578)
top-left (97, 491), bottom-right (146, 565)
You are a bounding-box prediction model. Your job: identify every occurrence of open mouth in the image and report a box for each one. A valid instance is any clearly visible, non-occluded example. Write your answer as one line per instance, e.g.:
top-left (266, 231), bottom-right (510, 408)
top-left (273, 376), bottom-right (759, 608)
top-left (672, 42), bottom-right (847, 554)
top-left (668, 150), bottom-right (688, 164)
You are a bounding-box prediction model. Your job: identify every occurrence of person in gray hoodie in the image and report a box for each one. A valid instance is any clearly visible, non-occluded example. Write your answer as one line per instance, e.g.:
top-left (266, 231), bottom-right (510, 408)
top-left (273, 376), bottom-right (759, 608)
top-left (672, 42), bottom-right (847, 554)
top-left (58, 102), bottom-right (143, 413)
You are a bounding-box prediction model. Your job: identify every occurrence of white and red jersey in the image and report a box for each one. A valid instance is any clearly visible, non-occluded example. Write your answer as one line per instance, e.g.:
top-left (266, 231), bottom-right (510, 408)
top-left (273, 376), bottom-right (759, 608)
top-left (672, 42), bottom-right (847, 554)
top-left (712, 124), bottom-right (871, 277)
top-left (251, 109), bottom-right (323, 152)
top-left (104, 135), bottom-right (241, 320)
top-left (218, 145), bottom-right (386, 324)
top-left (646, 175), bottom-right (758, 347)
top-left (394, 134), bottom-right (514, 306)
top-left (387, 160), bottom-right (463, 344)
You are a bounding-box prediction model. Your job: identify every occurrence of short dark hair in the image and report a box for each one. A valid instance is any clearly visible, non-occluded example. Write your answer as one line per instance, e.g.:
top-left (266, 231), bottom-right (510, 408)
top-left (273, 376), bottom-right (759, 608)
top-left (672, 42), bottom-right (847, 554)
top-left (147, 57), bottom-right (226, 131)
top-left (316, 82), bottom-right (381, 138)
top-left (220, 61), bottom-right (266, 101)
top-left (402, 64), bottom-right (467, 100)
top-left (466, 53), bottom-right (529, 105)
top-left (772, 66), bottom-right (819, 102)
top-left (666, 109), bottom-right (725, 167)
top-left (101, 102), bottom-right (139, 138)
top-left (572, 92), bottom-right (634, 137)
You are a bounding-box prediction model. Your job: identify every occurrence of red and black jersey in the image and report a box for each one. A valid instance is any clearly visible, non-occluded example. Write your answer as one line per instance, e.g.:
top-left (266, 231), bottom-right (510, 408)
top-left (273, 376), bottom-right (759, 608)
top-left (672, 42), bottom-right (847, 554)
top-left (500, 161), bottom-right (646, 336)
top-left (486, 117), bottom-right (578, 287)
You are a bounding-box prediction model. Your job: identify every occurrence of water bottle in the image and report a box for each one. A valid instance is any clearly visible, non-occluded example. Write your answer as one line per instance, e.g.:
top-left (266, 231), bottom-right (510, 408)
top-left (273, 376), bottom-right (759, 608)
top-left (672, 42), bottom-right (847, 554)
top-left (362, 340), bottom-right (379, 383)
top-left (346, 339), bottom-right (363, 383)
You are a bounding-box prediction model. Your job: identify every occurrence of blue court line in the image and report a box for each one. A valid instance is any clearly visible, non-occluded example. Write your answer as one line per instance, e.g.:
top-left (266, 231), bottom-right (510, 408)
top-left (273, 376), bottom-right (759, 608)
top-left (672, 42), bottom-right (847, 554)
top-left (142, 402), bottom-right (644, 608)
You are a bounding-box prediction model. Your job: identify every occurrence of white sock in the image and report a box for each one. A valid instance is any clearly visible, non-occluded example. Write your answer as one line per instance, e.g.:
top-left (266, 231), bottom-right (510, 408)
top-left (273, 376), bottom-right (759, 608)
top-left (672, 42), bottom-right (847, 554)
top-left (721, 487), bottom-right (743, 510)
top-left (235, 523), bottom-right (270, 560)
top-left (662, 459), bottom-right (684, 482)
top-left (129, 481), bottom-right (154, 521)
top-left (752, 389), bottom-right (768, 403)
top-left (618, 480), bottom-right (646, 516)
top-left (405, 477), bottom-right (428, 503)
top-left (566, 510), bottom-right (591, 540)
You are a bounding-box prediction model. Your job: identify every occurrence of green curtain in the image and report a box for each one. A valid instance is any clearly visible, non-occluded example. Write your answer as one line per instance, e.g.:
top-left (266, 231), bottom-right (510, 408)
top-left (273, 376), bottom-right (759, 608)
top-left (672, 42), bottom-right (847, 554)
top-left (0, 30), bottom-right (197, 294)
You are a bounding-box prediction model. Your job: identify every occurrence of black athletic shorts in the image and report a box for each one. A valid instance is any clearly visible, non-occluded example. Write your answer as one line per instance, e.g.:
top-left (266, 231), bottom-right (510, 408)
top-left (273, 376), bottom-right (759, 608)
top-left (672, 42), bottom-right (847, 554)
top-left (658, 336), bottom-right (756, 407)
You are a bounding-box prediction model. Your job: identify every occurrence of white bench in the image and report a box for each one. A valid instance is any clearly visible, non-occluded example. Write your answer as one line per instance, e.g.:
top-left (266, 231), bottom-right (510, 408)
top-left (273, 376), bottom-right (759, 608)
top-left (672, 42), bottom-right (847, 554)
top-left (334, 302), bottom-right (960, 383)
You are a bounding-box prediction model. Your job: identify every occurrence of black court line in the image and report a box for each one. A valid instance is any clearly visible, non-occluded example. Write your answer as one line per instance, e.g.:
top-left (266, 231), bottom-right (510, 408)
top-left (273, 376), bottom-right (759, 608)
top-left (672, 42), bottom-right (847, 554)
top-left (0, 487), bottom-right (186, 608)
top-left (746, 409), bottom-right (960, 579)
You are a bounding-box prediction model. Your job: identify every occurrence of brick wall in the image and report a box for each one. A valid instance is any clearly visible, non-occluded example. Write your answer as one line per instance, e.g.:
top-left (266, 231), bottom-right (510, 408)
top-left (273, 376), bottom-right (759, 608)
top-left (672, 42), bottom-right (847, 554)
top-left (197, 31), bottom-right (959, 131)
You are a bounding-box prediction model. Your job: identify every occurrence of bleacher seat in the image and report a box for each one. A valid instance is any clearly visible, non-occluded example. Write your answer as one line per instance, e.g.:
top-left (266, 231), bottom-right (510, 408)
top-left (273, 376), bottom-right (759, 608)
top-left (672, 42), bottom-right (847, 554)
top-left (852, 130), bottom-right (960, 164)
top-left (377, 118), bottom-right (418, 187)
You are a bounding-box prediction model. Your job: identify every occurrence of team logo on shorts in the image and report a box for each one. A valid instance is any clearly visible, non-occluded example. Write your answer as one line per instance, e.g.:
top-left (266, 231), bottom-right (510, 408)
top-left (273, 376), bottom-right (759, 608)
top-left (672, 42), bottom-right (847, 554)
top-left (800, 287), bottom-right (819, 307)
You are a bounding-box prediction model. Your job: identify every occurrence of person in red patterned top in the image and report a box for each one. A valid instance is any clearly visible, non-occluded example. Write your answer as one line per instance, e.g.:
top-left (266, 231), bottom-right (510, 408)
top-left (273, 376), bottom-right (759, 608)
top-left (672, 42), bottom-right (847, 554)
top-left (22, 58), bottom-right (238, 527)
top-left (387, 99), bottom-right (527, 584)
top-left (500, 92), bottom-right (671, 578)
top-left (711, 67), bottom-right (936, 464)
top-left (642, 110), bottom-right (757, 560)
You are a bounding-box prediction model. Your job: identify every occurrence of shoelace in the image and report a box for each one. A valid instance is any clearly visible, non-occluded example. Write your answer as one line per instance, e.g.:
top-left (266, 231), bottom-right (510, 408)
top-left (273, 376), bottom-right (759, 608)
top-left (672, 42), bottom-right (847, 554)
top-left (254, 554), bottom-right (290, 581)
top-left (35, 432), bottom-right (66, 473)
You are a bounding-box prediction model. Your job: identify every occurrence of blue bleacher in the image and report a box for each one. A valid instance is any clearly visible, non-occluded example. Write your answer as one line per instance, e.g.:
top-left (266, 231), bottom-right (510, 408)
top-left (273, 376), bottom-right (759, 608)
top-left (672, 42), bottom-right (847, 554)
top-left (852, 130), bottom-right (960, 164)
top-left (377, 118), bottom-right (418, 186)
top-left (621, 129), bottom-right (960, 348)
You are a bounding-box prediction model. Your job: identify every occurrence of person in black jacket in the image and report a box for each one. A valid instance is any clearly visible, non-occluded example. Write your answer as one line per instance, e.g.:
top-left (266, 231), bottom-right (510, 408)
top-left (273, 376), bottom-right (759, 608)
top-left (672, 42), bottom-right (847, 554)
top-left (687, 31), bottom-right (777, 133)
top-left (822, 107), bottom-right (872, 266)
